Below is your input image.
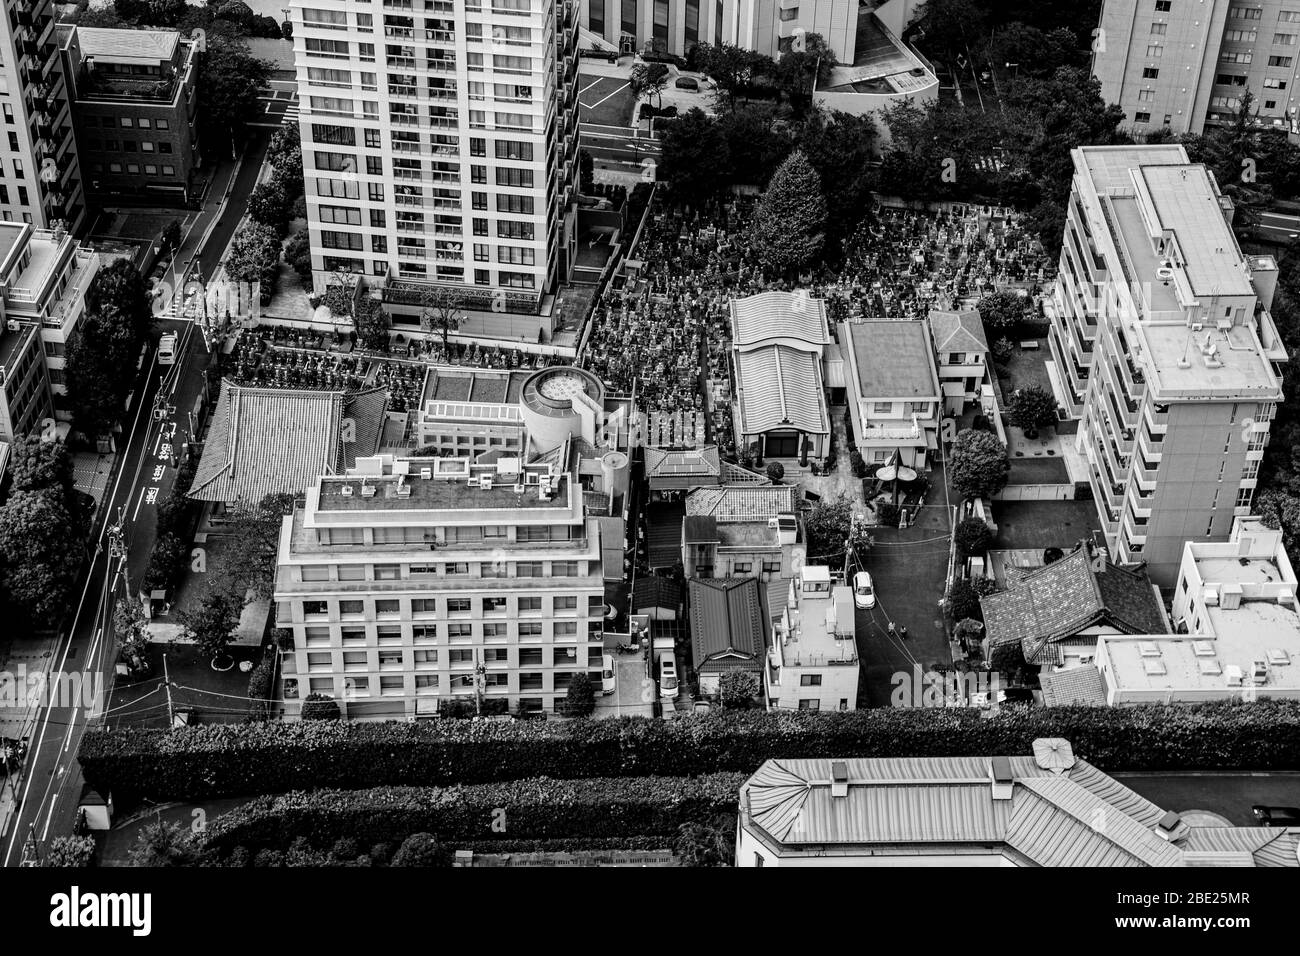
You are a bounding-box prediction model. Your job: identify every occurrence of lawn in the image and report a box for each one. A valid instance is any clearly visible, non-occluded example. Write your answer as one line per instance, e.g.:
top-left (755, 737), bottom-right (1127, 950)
top-left (997, 341), bottom-right (1053, 395)
top-left (579, 74), bottom-right (636, 128)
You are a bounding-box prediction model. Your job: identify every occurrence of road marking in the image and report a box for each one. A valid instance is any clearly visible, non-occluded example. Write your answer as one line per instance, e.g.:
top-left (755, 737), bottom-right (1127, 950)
top-left (584, 81), bottom-right (628, 112)
top-left (578, 76), bottom-right (607, 97)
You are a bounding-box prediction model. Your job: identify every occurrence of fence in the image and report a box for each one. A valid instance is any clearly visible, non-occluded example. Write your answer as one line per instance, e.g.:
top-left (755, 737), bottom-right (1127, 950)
top-left (993, 483), bottom-right (1076, 501)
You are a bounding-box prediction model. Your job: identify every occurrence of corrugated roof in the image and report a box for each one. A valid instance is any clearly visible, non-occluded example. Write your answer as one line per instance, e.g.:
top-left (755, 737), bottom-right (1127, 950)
top-left (730, 290), bottom-right (829, 349)
top-left (843, 319), bottom-right (941, 398)
top-left (688, 578), bottom-right (766, 670)
top-left (686, 485), bottom-right (797, 522)
top-left (189, 381), bottom-right (346, 504)
top-left (683, 514), bottom-right (718, 544)
top-left (76, 26), bottom-right (180, 62)
top-left (735, 346), bottom-right (829, 435)
top-left (928, 309), bottom-right (988, 353)
top-left (646, 501), bottom-right (684, 569)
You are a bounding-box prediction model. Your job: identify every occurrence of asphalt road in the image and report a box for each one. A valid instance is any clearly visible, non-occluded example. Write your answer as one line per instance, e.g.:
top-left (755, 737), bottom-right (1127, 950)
top-left (1, 138), bottom-right (268, 866)
top-left (1115, 773), bottom-right (1300, 826)
top-left (1256, 209), bottom-right (1300, 245)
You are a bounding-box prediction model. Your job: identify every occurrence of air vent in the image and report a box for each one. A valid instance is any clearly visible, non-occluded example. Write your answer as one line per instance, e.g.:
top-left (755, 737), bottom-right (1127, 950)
top-left (830, 761), bottom-right (849, 799)
top-left (1139, 641), bottom-right (1161, 658)
top-left (1192, 640), bottom-right (1216, 657)
top-left (340, 485), bottom-right (353, 497)
top-left (1197, 658), bottom-right (1221, 675)
top-left (1143, 659), bottom-right (1167, 676)
top-left (1267, 648), bottom-right (1291, 666)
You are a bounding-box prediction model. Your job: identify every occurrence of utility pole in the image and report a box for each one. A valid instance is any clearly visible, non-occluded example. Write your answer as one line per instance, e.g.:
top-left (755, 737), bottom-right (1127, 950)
top-left (474, 651), bottom-right (486, 716)
top-left (163, 653), bottom-right (174, 728)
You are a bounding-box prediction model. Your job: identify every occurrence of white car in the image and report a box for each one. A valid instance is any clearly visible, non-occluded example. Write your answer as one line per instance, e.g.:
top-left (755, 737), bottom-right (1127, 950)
top-left (601, 654), bottom-right (617, 696)
top-left (853, 571), bottom-right (876, 610)
top-left (659, 652), bottom-right (680, 700)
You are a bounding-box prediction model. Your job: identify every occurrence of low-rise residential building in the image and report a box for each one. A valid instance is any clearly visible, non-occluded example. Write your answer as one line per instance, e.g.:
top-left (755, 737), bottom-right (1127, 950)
top-left (274, 451), bottom-right (607, 719)
top-left (682, 483), bottom-right (800, 581)
top-left (0, 319), bottom-right (51, 445)
top-left (928, 308), bottom-right (990, 415)
top-left (60, 26), bottom-right (201, 207)
top-left (730, 290), bottom-right (831, 463)
top-left (980, 545), bottom-right (1168, 672)
top-left (840, 318), bottom-right (941, 470)
top-left (736, 738), bottom-right (1300, 866)
top-left (765, 564), bottom-right (857, 712)
top-left (688, 577), bottom-right (766, 697)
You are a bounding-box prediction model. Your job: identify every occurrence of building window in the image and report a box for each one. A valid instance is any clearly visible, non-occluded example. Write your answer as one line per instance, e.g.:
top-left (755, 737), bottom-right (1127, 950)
top-left (733, 561), bottom-right (752, 573)
top-left (1142, 67), bottom-right (1159, 78)
top-left (800, 674), bottom-right (823, 687)
top-left (1134, 112), bottom-right (1152, 123)
top-left (1270, 55), bottom-right (1294, 66)
top-left (519, 622), bottom-right (543, 637)
top-left (1276, 33), bottom-right (1298, 45)
top-left (519, 596), bottom-right (542, 612)
top-left (1149, 22), bottom-right (1166, 35)
top-left (1146, 44), bottom-right (1164, 56)
top-left (798, 699), bottom-right (820, 710)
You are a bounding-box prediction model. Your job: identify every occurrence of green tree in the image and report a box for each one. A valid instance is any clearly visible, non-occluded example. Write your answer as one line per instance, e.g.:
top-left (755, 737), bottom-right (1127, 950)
top-left (300, 692), bottom-right (341, 720)
top-left (628, 62), bottom-right (670, 103)
top-left (248, 179), bottom-right (289, 235)
top-left (0, 490), bottom-right (83, 623)
top-left (954, 517), bottom-right (993, 557)
top-left (224, 221), bottom-right (281, 287)
top-left (391, 832), bottom-right (445, 867)
top-left (1006, 385), bottom-right (1058, 436)
top-left (915, 0), bottom-right (989, 61)
top-left (199, 37), bottom-right (272, 156)
top-left (976, 289), bottom-right (1031, 333)
top-left (750, 149), bottom-right (827, 279)
top-left (673, 818), bottom-right (733, 866)
top-left (180, 586), bottom-right (242, 662)
top-left (948, 576), bottom-right (999, 622)
top-left (113, 596), bottom-right (153, 676)
top-left (272, 147), bottom-right (305, 200)
top-left (776, 31), bottom-right (837, 112)
top-left (355, 295), bottom-right (391, 352)
top-left (212, 493), bottom-right (297, 601)
top-left (565, 673), bottom-right (596, 717)
top-left (804, 497), bottom-right (871, 561)
top-left (44, 835), bottom-right (96, 867)
top-left (949, 428), bottom-right (1010, 501)
top-left (160, 218), bottom-right (182, 254)
top-left (796, 109), bottom-right (877, 253)
top-left (10, 435), bottom-right (75, 496)
top-left (718, 670), bottom-right (758, 709)
top-left (660, 108), bottom-right (729, 206)
top-left (418, 286), bottom-right (463, 353)
top-left (716, 104), bottom-right (794, 188)
top-left (128, 820), bottom-right (200, 867)
top-left (284, 232), bottom-right (313, 289)
top-left (766, 461), bottom-right (785, 484)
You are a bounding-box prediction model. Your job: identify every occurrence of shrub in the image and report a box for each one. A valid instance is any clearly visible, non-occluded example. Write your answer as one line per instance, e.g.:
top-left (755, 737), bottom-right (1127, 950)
top-left (949, 429), bottom-right (1010, 501)
top-left (848, 448), bottom-right (869, 479)
top-left (875, 501), bottom-right (901, 528)
top-left (78, 702), bottom-right (1300, 805)
top-left (674, 817), bottom-right (734, 866)
top-left (718, 671), bottom-right (759, 710)
top-left (766, 461), bottom-right (785, 484)
top-left (1006, 385), bottom-right (1058, 434)
top-left (247, 652), bottom-right (276, 717)
top-left (948, 576), bottom-right (999, 622)
top-left (954, 517), bottom-right (994, 557)
top-left (300, 692), bottom-right (340, 720)
top-left (199, 774), bottom-right (747, 857)
top-left (390, 832), bottom-right (444, 867)
top-left (45, 835), bottom-right (96, 867)
top-left (128, 820), bottom-right (200, 866)
top-left (1043, 547), bottom-right (1065, 564)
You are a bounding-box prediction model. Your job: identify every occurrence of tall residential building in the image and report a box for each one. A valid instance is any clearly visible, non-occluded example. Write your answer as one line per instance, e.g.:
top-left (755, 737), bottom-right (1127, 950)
top-left (1094, 0), bottom-right (1300, 136)
top-left (273, 365), bottom-right (630, 719)
top-left (292, 0), bottom-right (580, 335)
top-left (1047, 145), bottom-right (1287, 586)
top-left (59, 26), bottom-right (202, 208)
top-left (1, 0), bottom-right (86, 232)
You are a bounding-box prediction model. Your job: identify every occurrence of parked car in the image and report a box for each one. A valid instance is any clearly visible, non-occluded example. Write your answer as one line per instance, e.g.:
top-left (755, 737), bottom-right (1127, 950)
top-left (674, 76), bottom-right (699, 91)
top-left (852, 571), bottom-right (876, 610)
top-left (1252, 805), bottom-right (1300, 826)
top-left (658, 651), bottom-right (679, 700)
top-left (601, 654), bottom-right (617, 696)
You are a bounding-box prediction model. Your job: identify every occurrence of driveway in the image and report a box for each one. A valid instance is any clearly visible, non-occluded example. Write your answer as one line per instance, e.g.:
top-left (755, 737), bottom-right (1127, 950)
top-left (593, 654), bottom-right (654, 719)
top-left (854, 468), bottom-right (955, 707)
top-left (1114, 773), bottom-right (1300, 827)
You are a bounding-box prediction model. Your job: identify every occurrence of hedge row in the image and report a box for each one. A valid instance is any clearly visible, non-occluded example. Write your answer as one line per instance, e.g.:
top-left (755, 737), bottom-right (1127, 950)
top-left (78, 700), bottom-right (1300, 803)
top-left (200, 774), bottom-right (746, 857)
top-left (209, 836), bottom-right (674, 867)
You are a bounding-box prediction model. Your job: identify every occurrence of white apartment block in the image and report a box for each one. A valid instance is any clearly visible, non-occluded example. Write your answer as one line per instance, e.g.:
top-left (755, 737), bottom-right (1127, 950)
top-left (1, 0), bottom-right (86, 231)
top-left (291, 0), bottom-right (580, 321)
top-left (1094, 0), bottom-right (1300, 136)
top-left (1048, 145), bottom-right (1287, 586)
top-left (765, 564), bottom-right (858, 712)
top-left (275, 452), bottom-right (607, 719)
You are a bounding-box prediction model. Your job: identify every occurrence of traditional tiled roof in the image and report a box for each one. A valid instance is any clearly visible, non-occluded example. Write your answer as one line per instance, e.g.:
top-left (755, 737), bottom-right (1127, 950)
top-left (686, 485), bottom-right (797, 522)
top-left (644, 446), bottom-right (721, 490)
top-left (729, 290), bottom-right (829, 349)
top-left (340, 387), bottom-right (388, 470)
top-left (928, 309), bottom-right (989, 353)
top-left (739, 743), bottom-right (1296, 866)
top-left (1040, 665), bottom-right (1107, 707)
top-left (735, 345), bottom-right (830, 435)
top-left (646, 502), bottom-right (684, 569)
top-left (843, 319), bottom-right (942, 399)
top-left (632, 576), bottom-right (682, 612)
top-left (683, 514), bottom-right (718, 544)
top-left (189, 382), bottom-right (348, 504)
top-left (689, 578), bottom-right (766, 672)
top-left (980, 547), bottom-right (1166, 663)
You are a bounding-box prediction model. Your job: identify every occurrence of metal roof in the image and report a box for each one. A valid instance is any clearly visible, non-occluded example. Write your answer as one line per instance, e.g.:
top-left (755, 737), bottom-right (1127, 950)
top-left (729, 290), bottom-right (829, 350)
top-left (842, 319), bottom-right (942, 399)
top-left (688, 578), bottom-right (767, 671)
top-left (735, 345), bottom-right (830, 436)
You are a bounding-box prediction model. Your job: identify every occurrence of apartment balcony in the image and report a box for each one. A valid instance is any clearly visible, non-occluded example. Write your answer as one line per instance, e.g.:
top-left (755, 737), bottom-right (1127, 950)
top-left (390, 112), bottom-right (422, 126)
top-left (386, 55), bottom-right (417, 70)
top-left (382, 0), bottom-right (414, 7)
top-left (384, 25), bottom-right (415, 39)
top-left (425, 29), bottom-right (455, 45)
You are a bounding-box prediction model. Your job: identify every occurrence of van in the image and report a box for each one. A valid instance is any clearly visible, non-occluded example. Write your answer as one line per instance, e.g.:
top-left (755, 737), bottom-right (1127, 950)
top-left (601, 654), bottom-right (616, 696)
top-left (158, 332), bottom-right (177, 365)
top-left (658, 651), bottom-right (679, 700)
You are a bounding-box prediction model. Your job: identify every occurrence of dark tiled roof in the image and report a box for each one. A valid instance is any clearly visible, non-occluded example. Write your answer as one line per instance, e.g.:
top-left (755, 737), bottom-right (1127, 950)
top-left (644, 446), bottom-right (722, 490)
top-left (981, 547), bottom-right (1166, 663)
top-left (647, 502), bottom-right (684, 569)
top-left (340, 387), bottom-right (388, 470)
top-left (688, 577), bottom-right (766, 671)
top-left (683, 515), bottom-right (718, 544)
top-left (633, 576), bottom-right (682, 612)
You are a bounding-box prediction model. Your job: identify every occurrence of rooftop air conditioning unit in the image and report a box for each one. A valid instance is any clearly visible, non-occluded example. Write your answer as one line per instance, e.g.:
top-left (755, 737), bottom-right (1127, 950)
top-left (513, 482), bottom-right (525, 494)
top-left (768, 517), bottom-right (780, 529)
top-left (1217, 317), bottom-right (1234, 331)
top-left (1252, 659), bottom-right (1269, 682)
top-left (1191, 323), bottom-right (1204, 332)
top-left (5, 320), bottom-right (18, 332)
top-left (360, 484), bottom-right (377, 498)
top-left (477, 475), bottom-right (493, 489)
top-left (340, 485), bottom-right (354, 497)
top-left (420, 467), bottom-right (433, 479)
top-left (1267, 647), bottom-right (1290, 666)
top-left (396, 481), bottom-right (412, 498)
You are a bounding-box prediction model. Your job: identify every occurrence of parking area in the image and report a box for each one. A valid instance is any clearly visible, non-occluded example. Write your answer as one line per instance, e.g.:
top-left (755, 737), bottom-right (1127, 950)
top-left (579, 73), bottom-right (636, 127)
top-left (992, 499), bottom-right (1100, 551)
top-left (854, 477), bottom-right (954, 707)
top-left (1115, 773), bottom-right (1300, 827)
top-left (593, 652), bottom-right (654, 719)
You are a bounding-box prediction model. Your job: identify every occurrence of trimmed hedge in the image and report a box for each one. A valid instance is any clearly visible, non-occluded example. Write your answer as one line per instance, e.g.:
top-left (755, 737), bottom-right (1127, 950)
top-left (208, 836), bottom-right (672, 867)
top-left (200, 774), bottom-right (746, 857)
top-left (78, 701), bottom-right (1300, 803)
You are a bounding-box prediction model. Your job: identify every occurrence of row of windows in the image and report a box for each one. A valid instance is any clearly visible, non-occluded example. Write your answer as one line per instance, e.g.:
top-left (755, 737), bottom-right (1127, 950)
top-left (301, 594), bottom-right (592, 617)
top-left (297, 672), bottom-right (596, 697)
top-left (89, 162), bottom-right (178, 177)
top-left (298, 619), bottom-right (602, 645)
top-left (83, 116), bottom-right (171, 130)
top-left (298, 559), bottom-right (589, 585)
top-left (304, 646), bottom-right (595, 668)
top-left (84, 139), bottom-right (174, 154)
